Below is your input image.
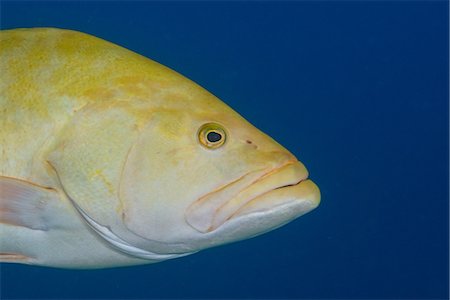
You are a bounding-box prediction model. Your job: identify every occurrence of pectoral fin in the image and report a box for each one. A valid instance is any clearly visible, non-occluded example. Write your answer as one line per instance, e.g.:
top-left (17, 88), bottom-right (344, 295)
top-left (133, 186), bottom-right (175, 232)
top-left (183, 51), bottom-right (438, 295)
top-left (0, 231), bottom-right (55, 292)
top-left (0, 253), bottom-right (33, 263)
top-left (0, 176), bottom-right (62, 231)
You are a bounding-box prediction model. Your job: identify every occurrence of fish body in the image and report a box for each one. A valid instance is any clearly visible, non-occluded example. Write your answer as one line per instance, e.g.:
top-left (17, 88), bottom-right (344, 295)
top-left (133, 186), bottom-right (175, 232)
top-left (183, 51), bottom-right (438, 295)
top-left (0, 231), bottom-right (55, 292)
top-left (0, 28), bottom-right (320, 268)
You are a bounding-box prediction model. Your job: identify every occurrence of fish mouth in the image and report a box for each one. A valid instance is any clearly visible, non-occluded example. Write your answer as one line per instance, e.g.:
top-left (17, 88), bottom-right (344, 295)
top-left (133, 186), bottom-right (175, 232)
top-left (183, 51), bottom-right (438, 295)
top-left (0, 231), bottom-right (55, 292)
top-left (185, 160), bottom-right (320, 233)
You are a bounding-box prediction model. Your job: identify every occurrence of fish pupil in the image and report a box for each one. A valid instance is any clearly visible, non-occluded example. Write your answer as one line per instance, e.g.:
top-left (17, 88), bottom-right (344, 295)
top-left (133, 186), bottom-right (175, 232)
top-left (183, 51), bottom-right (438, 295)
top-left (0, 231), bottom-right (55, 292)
top-left (207, 131), bottom-right (222, 143)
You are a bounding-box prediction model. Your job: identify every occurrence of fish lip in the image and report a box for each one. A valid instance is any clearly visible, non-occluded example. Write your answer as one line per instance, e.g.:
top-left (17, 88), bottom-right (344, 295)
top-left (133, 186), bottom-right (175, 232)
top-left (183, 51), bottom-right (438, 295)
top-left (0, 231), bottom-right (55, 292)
top-left (228, 178), bottom-right (320, 223)
top-left (185, 159), bottom-right (309, 233)
top-left (206, 178), bottom-right (320, 246)
top-left (211, 161), bottom-right (309, 229)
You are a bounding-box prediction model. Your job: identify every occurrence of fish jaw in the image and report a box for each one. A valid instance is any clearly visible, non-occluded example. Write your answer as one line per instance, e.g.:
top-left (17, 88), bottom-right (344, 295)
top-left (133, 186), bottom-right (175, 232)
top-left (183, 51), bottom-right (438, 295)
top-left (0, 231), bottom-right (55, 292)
top-left (229, 179), bottom-right (320, 224)
top-left (185, 161), bottom-right (320, 234)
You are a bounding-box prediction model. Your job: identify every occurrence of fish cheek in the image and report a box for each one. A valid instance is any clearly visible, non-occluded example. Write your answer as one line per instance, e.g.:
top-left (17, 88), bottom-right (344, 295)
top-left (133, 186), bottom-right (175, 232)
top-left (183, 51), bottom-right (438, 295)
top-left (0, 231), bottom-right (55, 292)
top-left (118, 115), bottom-right (205, 242)
top-left (117, 112), bottom-right (264, 244)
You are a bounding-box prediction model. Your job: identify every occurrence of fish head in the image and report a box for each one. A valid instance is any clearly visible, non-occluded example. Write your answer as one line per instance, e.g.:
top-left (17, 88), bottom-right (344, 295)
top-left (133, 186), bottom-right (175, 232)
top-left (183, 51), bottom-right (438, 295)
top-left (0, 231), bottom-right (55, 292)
top-left (118, 96), bottom-right (320, 255)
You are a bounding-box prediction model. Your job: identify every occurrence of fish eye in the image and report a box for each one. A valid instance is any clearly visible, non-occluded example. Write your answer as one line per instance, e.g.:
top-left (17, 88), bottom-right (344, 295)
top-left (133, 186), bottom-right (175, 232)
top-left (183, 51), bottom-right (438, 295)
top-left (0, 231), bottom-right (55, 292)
top-left (198, 123), bottom-right (227, 149)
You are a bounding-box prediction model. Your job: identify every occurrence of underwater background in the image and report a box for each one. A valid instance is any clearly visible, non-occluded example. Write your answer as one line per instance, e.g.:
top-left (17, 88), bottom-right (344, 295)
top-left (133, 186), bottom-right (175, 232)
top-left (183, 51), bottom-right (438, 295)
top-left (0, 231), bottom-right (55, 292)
top-left (0, 1), bottom-right (448, 299)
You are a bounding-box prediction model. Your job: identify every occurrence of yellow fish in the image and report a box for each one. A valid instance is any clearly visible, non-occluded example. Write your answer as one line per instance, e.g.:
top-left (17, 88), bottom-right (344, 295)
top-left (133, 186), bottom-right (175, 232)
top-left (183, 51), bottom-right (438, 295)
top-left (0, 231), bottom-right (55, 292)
top-left (0, 28), bottom-right (320, 269)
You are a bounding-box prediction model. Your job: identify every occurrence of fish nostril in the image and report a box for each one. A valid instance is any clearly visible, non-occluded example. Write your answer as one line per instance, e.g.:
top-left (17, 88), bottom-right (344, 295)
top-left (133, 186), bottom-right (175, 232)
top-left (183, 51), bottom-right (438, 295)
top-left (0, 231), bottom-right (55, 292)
top-left (245, 140), bottom-right (258, 149)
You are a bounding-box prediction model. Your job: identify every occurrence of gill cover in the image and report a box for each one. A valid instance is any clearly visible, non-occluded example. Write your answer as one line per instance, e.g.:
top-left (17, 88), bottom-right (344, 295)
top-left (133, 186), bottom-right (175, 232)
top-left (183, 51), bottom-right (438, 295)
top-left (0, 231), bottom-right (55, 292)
top-left (47, 103), bottom-right (194, 259)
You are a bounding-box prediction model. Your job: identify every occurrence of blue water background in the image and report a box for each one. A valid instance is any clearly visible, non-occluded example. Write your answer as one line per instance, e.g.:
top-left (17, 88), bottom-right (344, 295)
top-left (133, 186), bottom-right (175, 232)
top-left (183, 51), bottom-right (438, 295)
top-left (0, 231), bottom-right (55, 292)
top-left (0, 1), bottom-right (448, 299)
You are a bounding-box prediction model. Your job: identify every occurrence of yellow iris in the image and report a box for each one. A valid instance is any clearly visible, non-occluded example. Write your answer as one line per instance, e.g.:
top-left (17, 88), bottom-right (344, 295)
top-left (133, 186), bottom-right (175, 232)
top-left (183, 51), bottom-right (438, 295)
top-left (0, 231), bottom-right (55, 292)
top-left (198, 123), bottom-right (227, 149)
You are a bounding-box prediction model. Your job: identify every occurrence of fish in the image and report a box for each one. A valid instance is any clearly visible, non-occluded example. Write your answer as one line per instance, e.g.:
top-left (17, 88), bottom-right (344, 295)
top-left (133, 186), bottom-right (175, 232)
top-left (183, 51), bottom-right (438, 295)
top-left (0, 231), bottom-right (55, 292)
top-left (0, 27), bottom-right (320, 269)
